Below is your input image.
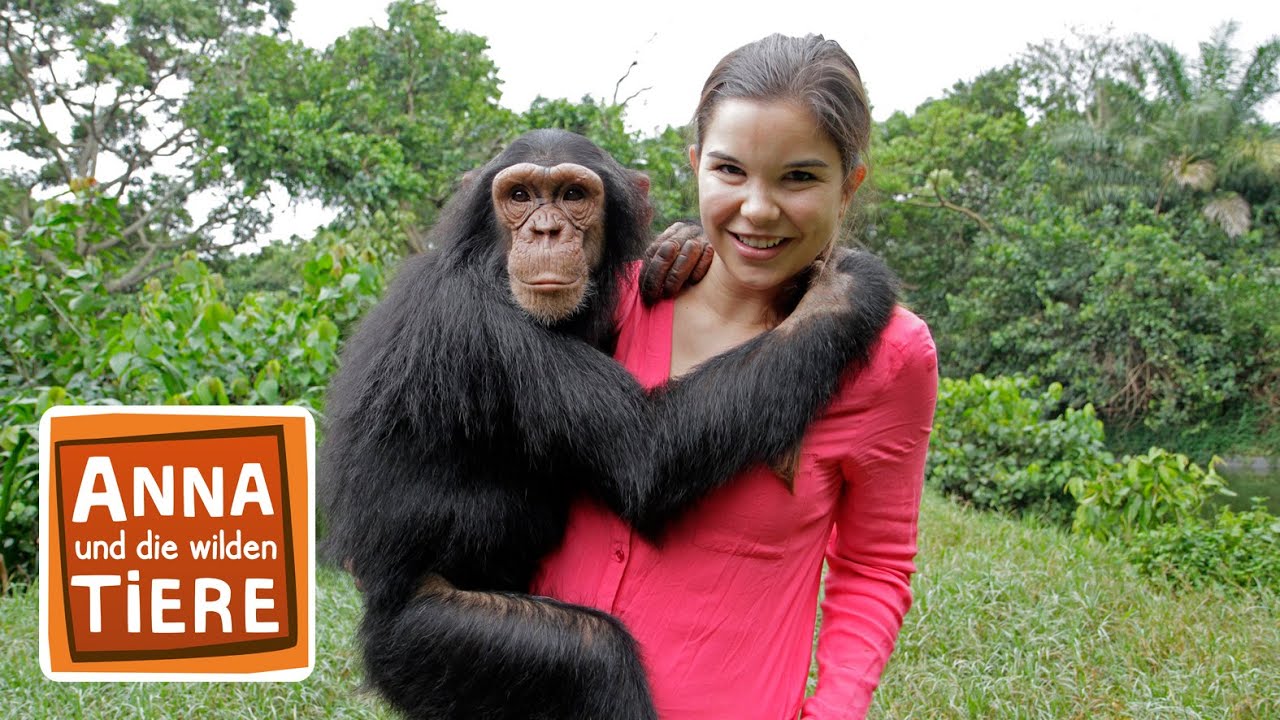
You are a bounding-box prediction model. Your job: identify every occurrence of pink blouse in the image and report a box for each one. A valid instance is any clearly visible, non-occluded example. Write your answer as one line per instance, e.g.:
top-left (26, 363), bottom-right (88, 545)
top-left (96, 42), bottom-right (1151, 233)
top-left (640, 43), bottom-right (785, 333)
top-left (532, 267), bottom-right (938, 719)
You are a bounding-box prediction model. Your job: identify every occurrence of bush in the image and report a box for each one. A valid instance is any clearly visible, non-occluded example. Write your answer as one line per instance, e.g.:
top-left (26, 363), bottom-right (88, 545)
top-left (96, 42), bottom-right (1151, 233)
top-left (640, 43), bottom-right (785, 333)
top-left (927, 374), bottom-right (1111, 524)
top-left (941, 203), bottom-right (1279, 434)
top-left (1067, 447), bottom-right (1232, 542)
top-left (1126, 499), bottom-right (1280, 593)
top-left (0, 197), bottom-right (397, 586)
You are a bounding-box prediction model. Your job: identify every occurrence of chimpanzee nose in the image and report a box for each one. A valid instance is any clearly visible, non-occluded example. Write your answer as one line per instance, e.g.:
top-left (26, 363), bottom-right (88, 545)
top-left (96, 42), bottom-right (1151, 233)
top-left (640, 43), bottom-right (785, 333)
top-left (531, 211), bottom-right (565, 240)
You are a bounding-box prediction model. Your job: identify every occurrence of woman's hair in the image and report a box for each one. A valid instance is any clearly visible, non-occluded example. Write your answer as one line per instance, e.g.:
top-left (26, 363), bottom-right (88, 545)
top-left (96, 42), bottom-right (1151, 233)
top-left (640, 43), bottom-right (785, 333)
top-left (692, 34), bottom-right (871, 178)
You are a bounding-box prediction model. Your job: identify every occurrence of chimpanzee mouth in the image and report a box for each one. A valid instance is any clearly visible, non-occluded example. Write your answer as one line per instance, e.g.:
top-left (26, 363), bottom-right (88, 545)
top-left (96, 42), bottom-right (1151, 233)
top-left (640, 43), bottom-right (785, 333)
top-left (516, 277), bottom-right (585, 293)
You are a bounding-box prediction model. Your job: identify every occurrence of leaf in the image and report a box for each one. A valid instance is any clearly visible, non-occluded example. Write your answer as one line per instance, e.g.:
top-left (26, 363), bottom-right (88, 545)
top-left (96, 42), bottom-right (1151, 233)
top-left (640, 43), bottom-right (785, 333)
top-left (1167, 157), bottom-right (1216, 190)
top-left (1202, 193), bottom-right (1251, 237)
top-left (108, 352), bottom-right (134, 376)
top-left (15, 288), bottom-right (34, 312)
top-left (256, 378), bottom-right (279, 404)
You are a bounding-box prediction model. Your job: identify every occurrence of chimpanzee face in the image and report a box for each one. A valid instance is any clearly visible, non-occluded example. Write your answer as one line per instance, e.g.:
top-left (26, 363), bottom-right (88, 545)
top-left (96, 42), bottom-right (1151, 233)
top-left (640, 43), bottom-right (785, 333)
top-left (493, 162), bottom-right (607, 324)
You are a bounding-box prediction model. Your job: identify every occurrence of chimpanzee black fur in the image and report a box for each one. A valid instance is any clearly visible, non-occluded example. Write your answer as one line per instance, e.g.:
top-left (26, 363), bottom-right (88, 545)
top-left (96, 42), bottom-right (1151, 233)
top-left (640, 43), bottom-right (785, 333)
top-left (318, 129), bottom-right (898, 720)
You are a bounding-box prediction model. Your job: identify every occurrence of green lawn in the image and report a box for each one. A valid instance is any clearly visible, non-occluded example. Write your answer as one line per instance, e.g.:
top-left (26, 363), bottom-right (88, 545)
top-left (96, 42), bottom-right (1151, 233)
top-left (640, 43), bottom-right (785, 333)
top-left (868, 494), bottom-right (1280, 719)
top-left (3, 493), bottom-right (1277, 718)
top-left (0, 565), bottom-right (391, 719)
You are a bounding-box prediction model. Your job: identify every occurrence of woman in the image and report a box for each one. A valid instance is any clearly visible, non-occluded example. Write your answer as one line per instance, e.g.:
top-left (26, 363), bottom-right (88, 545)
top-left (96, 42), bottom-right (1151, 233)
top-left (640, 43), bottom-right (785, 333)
top-left (533, 34), bottom-right (938, 719)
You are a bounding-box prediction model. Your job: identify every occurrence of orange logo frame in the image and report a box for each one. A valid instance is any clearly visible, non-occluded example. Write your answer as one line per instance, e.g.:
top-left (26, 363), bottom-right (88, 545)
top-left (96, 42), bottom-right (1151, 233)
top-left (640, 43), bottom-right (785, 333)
top-left (39, 406), bottom-right (314, 681)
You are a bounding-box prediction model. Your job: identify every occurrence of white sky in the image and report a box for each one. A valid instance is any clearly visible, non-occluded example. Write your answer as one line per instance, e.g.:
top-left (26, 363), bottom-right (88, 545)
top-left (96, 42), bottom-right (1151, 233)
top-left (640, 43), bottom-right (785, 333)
top-left (291, 0), bottom-right (1280, 133)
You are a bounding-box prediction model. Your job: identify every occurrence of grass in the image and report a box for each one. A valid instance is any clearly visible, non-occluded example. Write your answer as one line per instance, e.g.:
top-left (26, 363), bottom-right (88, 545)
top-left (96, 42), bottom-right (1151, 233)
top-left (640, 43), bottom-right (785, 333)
top-left (3, 493), bottom-right (1277, 718)
top-left (867, 493), bottom-right (1280, 719)
top-left (0, 566), bottom-right (393, 719)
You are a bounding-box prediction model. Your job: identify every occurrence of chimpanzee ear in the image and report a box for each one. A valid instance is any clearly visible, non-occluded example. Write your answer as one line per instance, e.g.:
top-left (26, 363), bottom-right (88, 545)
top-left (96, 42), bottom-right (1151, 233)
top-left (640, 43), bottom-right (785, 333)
top-left (459, 169), bottom-right (479, 191)
top-left (629, 170), bottom-right (654, 227)
top-left (630, 170), bottom-right (650, 198)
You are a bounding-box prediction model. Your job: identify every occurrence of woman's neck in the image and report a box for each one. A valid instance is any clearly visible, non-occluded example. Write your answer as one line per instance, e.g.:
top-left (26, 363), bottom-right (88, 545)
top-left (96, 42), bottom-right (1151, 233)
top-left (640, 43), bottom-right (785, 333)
top-left (684, 262), bottom-right (788, 331)
top-left (668, 263), bottom-right (794, 379)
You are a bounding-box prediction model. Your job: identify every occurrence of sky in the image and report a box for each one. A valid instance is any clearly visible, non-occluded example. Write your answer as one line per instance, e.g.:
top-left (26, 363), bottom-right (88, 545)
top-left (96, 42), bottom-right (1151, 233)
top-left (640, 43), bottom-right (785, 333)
top-left (291, 0), bottom-right (1280, 133)
top-left (271, 0), bottom-right (1280, 241)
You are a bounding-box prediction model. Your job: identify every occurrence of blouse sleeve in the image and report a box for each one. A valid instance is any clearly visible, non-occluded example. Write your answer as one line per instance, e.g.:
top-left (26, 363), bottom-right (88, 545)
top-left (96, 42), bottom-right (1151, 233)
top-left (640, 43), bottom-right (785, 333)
top-left (801, 313), bottom-right (938, 719)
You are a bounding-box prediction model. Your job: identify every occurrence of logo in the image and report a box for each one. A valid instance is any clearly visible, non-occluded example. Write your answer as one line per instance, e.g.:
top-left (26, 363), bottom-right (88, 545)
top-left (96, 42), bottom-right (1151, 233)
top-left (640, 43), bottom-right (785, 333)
top-left (39, 406), bottom-right (314, 681)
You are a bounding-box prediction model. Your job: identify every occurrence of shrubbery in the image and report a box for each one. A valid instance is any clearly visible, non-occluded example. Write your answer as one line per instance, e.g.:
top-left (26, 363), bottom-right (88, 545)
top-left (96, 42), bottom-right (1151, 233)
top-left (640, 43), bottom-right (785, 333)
top-left (930, 373), bottom-right (1280, 593)
top-left (927, 374), bottom-right (1109, 525)
top-left (0, 196), bottom-right (397, 588)
top-left (1067, 448), bottom-right (1232, 542)
top-left (939, 204), bottom-right (1279, 433)
top-left (1126, 500), bottom-right (1280, 593)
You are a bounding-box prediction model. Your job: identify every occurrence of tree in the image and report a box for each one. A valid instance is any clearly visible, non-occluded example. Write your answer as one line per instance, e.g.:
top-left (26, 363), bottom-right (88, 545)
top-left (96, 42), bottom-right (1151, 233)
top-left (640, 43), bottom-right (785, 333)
top-left (189, 0), bottom-right (515, 251)
top-left (863, 66), bottom-right (1029, 325)
top-left (1, 0), bottom-right (293, 290)
top-left (1138, 22), bottom-right (1280, 235)
top-left (868, 28), bottom-right (1279, 434)
top-left (1021, 24), bottom-right (1280, 236)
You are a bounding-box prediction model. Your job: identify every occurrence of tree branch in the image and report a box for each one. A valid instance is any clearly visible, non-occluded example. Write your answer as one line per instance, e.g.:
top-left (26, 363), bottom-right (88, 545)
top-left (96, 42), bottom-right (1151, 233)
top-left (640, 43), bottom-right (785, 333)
top-left (2, 19), bottom-right (74, 186)
top-left (900, 177), bottom-right (996, 235)
top-left (612, 61), bottom-right (638, 106)
top-left (619, 86), bottom-right (652, 109)
top-left (103, 233), bottom-right (161, 293)
top-left (119, 176), bottom-right (194, 238)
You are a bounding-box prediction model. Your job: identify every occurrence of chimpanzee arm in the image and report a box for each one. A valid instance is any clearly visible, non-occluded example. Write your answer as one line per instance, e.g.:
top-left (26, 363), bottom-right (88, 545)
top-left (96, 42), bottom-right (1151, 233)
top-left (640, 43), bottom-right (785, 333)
top-left (626, 250), bottom-right (897, 536)
top-left (501, 250), bottom-right (898, 539)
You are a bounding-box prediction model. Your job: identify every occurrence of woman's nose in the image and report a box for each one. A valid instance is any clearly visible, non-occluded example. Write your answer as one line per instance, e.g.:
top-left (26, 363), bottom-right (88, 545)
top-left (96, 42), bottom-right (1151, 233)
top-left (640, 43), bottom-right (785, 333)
top-left (739, 181), bottom-right (781, 225)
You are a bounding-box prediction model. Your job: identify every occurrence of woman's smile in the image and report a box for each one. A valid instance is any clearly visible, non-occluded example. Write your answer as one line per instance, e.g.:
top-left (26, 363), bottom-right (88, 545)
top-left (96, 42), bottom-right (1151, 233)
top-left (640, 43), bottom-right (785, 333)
top-left (730, 231), bottom-right (791, 256)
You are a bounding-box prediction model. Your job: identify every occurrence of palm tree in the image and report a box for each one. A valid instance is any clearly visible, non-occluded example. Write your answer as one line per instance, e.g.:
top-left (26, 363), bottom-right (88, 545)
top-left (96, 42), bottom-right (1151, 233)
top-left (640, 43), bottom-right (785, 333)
top-left (1030, 24), bottom-right (1279, 233)
top-left (1139, 22), bottom-right (1280, 236)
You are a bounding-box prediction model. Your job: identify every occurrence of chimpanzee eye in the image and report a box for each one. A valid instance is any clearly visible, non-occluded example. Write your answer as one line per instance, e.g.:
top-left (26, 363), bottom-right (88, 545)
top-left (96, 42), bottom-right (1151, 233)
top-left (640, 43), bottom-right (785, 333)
top-left (510, 187), bottom-right (531, 202)
top-left (563, 186), bottom-right (585, 202)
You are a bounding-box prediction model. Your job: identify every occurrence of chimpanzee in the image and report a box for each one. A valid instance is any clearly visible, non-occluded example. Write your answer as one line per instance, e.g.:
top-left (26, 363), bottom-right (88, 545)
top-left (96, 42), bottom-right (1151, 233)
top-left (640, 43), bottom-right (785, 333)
top-left (318, 129), bottom-right (897, 720)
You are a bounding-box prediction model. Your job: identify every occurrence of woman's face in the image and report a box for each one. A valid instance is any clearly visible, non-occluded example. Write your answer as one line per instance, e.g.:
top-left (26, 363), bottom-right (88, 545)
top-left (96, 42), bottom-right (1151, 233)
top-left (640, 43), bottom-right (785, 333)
top-left (691, 98), bottom-right (861, 296)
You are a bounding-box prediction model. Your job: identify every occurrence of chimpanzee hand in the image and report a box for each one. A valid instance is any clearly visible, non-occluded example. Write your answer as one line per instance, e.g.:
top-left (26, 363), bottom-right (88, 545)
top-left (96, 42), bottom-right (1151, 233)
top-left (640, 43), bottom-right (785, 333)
top-left (639, 222), bottom-right (713, 305)
top-left (779, 246), bottom-right (860, 331)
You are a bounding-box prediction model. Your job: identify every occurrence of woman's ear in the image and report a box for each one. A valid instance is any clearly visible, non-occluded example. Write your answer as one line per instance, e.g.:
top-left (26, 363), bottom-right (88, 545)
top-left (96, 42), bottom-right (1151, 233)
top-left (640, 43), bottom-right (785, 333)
top-left (842, 165), bottom-right (867, 208)
top-left (688, 145), bottom-right (700, 174)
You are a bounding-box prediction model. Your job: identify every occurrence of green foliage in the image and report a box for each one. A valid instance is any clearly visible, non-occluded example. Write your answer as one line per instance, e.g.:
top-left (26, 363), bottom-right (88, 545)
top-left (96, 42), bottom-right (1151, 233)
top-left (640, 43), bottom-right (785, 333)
top-left (865, 68), bottom-right (1029, 318)
top-left (927, 374), bottom-right (1110, 524)
top-left (945, 202), bottom-right (1279, 431)
top-left (1126, 499), bottom-right (1280, 593)
top-left (521, 97), bottom-right (637, 162)
top-left (188, 0), bottom-right (515, 245)
top-left (867, 27), bottom-right (1280, 441)
top-left (1067, 447), bottom-right (1232, 542)
top-left (1107, 399), bottom-right (1280, 467)
top-left (0, 194), bottom-right (392, 584)
top-left (636, 126), bottom-right (699, 231)
top-left (0, 0), bottom-right (293, 287)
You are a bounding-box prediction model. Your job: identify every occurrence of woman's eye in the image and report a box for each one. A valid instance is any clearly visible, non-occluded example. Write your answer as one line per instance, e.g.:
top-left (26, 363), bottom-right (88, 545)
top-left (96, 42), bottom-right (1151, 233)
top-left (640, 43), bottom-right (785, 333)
top-left (510, 187), bottom-right (530, 202)
top-left (713, 163), bottom-right (745, 176)
top-left (785, 170), bottom-right (817, 182)
top-left (563, 186), bottom-right (585, 202)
